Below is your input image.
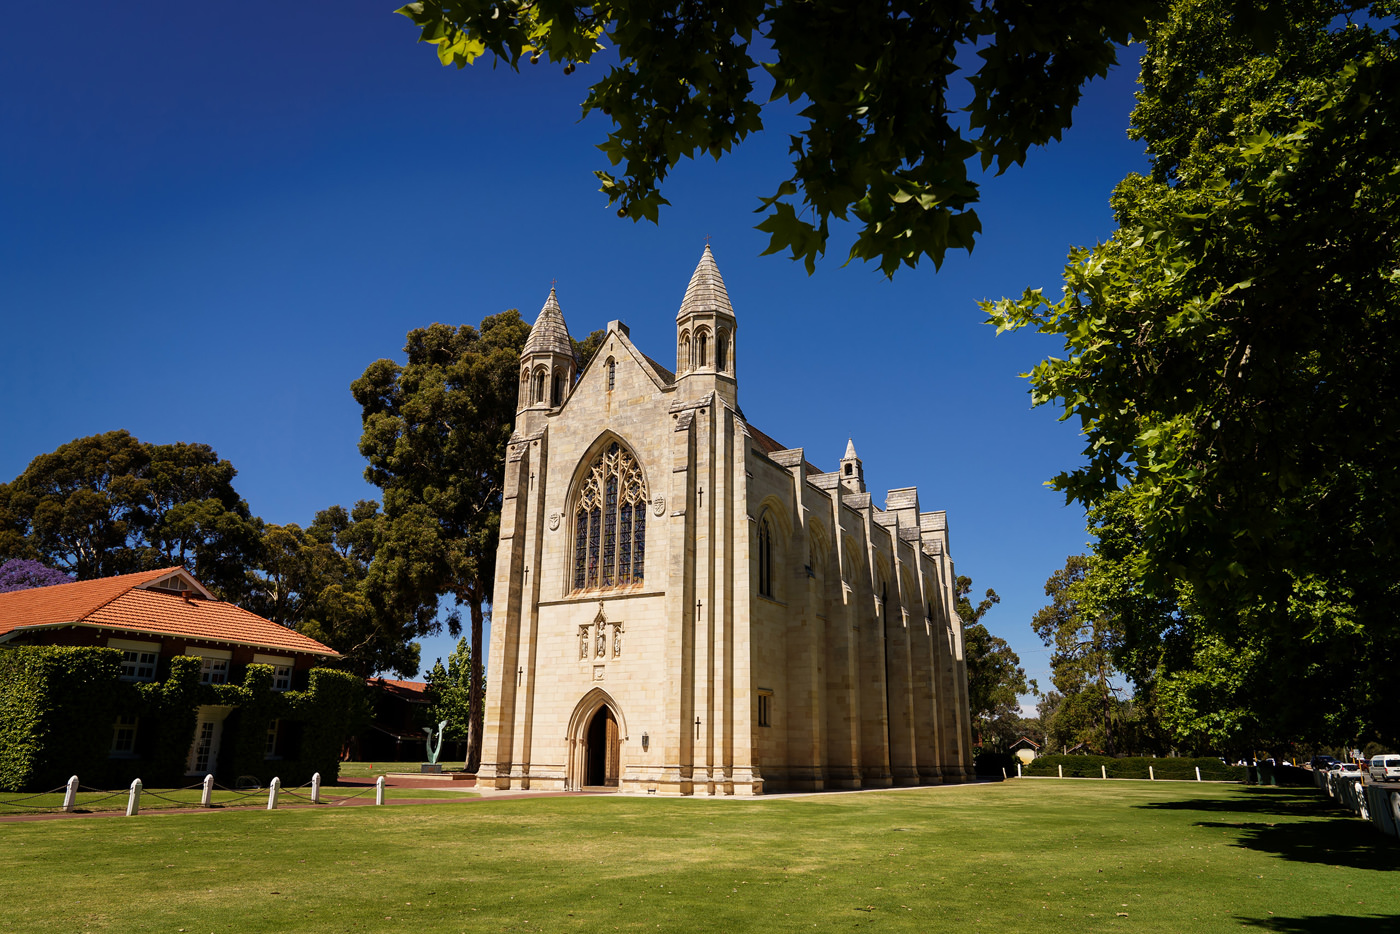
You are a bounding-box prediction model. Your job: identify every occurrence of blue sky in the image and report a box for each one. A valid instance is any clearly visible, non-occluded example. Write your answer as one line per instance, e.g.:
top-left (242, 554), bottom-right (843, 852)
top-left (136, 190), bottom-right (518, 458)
top-left (1, 2), bottom-right (1150, 703)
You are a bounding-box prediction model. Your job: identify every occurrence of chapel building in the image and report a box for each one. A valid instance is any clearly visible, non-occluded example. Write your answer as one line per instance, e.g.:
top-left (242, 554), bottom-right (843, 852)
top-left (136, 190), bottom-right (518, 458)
top-left (481, 247), bottom-right (974, 795)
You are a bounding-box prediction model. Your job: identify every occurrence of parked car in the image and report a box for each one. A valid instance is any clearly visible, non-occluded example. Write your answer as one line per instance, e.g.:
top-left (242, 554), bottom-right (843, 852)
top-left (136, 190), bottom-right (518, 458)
top-left (1338, 763), bottom-right (1362, 776)
top-left (1310, 755), bottom-right (1341, 771)
top-left (1368, 755), bottom-right (1400, 783)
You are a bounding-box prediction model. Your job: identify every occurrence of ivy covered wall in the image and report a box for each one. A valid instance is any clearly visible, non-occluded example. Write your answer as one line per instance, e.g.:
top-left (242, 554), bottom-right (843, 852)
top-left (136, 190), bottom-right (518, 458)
top-left (0, 645), bottom-right (366, 792)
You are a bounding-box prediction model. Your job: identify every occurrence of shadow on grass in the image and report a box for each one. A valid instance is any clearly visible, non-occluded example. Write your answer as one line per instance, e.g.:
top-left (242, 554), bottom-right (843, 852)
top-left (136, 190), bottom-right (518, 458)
top-left (1236, 914), bottom-right (1398, 933)
top-left (1136, 788), bottom-right (1400, 871)
top-left (1137, 787), bottom-right (1333, 819)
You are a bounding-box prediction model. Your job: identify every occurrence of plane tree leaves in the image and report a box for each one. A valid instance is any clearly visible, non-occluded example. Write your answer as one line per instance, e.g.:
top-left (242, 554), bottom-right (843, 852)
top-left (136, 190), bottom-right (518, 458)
top-left (396, 0), bottom-right (1160, 274)
top-left (988, 0), bottom-right (1400, 745)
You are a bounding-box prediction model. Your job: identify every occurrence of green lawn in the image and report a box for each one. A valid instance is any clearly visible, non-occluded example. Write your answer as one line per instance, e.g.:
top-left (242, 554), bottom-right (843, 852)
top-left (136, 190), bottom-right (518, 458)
top-left (1, 781), bottom-right (1393, 933)
top-left (0, 785), bottom-right (475, 816)
top-left (338, 761), bottom-right (466, 778)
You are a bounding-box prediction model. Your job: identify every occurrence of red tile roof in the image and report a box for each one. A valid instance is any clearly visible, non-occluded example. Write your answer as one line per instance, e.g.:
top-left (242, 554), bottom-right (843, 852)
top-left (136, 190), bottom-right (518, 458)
top-left (366, 677), bottom-right (430, 702)
top-left (0, 567), bottom-right (174, 631)
top-left (0, 568), bottom-right (338, 657)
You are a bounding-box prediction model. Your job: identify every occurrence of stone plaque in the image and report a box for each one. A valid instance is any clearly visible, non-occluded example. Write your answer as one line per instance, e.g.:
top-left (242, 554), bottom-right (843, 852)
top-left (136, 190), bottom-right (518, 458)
top-left (653, 495), bottom-right (665, 516)
top-left (548, 512), bottom-right (561, 531)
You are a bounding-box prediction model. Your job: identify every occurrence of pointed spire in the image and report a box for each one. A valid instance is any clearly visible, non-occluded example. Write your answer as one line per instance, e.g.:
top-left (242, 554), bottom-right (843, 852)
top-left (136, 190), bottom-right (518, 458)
top-left (523, 287), bottom-right (574, 357)
top-left (843, 438), bottom-right (858, 461)
top-left (677, 245), bottom-right (734, 320)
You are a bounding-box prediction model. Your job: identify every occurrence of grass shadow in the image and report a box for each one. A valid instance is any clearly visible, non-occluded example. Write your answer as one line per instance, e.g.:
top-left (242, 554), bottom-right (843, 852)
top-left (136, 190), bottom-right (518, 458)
top-left (1194, 818), bottom-right (1400, 871)
top-left (1236, 913), bottom-right (1399, 933)
top-left (1136, 787), bottom-right (1334, 818)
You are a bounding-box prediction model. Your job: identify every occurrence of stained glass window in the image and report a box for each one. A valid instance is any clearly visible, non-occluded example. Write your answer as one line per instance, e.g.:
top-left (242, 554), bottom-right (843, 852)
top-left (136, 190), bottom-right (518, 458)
top-left (573, 442), bottom-right (648, 590)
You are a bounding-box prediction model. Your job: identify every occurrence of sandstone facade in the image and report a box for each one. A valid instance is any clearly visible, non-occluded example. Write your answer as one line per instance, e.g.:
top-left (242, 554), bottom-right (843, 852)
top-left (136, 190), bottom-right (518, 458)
top-left (480, 247), bottom-right (974, 795)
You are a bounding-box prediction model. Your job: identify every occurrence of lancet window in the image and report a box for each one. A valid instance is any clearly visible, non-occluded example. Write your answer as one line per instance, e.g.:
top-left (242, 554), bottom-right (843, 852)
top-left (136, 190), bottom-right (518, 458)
top-left (757, 515), bottom-right (774, 598)
top-left (573, 442), bottom-right (648, 591)
top-left (717, 329), bottom-right (729, 372)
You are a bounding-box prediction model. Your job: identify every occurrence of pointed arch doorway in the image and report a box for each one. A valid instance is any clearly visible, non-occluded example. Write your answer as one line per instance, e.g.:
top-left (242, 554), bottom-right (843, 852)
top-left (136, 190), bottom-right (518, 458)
top-left (567, 688), bottom-right (628, 791)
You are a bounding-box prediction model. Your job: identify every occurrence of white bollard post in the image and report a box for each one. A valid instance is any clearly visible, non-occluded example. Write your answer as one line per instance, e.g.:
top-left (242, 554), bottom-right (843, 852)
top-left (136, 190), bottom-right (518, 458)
top-left (1058, 764), bottom-right (1063, 779)
top-left (201, 773), bottom-right (214, 807)
top-left (267, 777), bottom-right (281, 810)
top-left (62, 775), bottom-right (79, 812)
top-left (375, 775), bottom-right (386, 806)
top-left (1195, 766), bottom-right (1202, 782)
top-left (1002, 767), bottom-right (1008, 780)
top-left (1017, 762), bottom-right (1022, 778)
top-left (1149, 765), bottom-right (1155, 781)
top-left (1102, 765), bottom-right (1108, 780)
top-left (126, 778), bottom-right (142, 817)
top-left (311, 772), bottom-right (321, 805)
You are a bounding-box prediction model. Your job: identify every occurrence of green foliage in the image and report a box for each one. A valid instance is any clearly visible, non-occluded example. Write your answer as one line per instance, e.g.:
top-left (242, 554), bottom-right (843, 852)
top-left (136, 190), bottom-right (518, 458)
top-left (0, 430), bottom-right (260, 599)
top-left (1024, 753), bottom-right (1245, 781)
top-left (245, 501), bottom-right (409, 677)
top-left (424, 637), bottom-right (479, 742)
top-left (0, 647), bottom-right (363, 791)
top-left (987, 0), bottom-right (1400, 745)
top-left (353, 310), bottom-right (532, 770)
top-left (956, 575), bottom-right (1033, 751)
top-left (0, 646), bottom-right (121, 791)
top-left (396, 0), bottom-right (1160, 275)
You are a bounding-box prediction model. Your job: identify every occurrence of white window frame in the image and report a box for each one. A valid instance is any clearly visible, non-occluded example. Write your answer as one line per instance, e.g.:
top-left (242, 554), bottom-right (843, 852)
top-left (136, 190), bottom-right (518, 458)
top-left (253, 654), bottom-right (294, 691)
top-left (186, 647), bottom-right (233, 686)
top-left (110, 713), bottom-right (139, 757)
top-left (109, 638), bottom-right (160, 682)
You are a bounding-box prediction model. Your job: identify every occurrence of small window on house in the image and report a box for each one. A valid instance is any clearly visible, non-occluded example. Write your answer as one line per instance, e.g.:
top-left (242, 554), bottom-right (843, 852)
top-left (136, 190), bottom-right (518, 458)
top-left (607, 357), bottom-right (616, 391)
top-left (273, 665), bottom-right (292, 691)
top-left (119, 649), bottom-right (158, 682)
top-left (757, 690), bottom-right (773, 728)
top-left (199, 657), bottom-right (228, 685)
top-left (265, 719), bottom-right (282, 759)
top-left (111, 714), bottom-right (139, 756)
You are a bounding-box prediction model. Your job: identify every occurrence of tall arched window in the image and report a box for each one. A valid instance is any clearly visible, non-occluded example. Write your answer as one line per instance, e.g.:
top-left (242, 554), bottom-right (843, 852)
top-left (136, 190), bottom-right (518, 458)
top-left (679, 331), bottom-right (691, 373)
top-left (573, 442), bottom-right (648, 591)
top-left (552, 373), bottom-right (564, 407)
top-left (716, 329), bottom-right (729, 372)
top-left (758, 516), bottom-right (774, 598)
top-left (697, 330), bottom-right (709, 368)
top-left (606, 357), bottom-right (616, 391)
top-left (532, 368), bottom-right (546, 404)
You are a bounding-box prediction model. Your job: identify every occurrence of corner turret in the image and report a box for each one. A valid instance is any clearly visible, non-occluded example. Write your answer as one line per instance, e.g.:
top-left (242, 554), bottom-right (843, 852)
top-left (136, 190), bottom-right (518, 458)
top-left (675, 245), bottom-right (738, 408)
top-left (840, 438), bottom-right (865, 494)
top-left (517, 287), bottom-right (576, 432)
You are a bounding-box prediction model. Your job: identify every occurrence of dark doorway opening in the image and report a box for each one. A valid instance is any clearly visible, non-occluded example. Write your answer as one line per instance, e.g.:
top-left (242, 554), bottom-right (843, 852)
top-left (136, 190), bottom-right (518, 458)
top-left (585, 705), bottom-right (619, 788)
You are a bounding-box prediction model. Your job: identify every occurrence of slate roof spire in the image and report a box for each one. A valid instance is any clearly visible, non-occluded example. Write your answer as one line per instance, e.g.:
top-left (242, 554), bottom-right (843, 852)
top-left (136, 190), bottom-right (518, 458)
top-left (676, 245), bottom-right (734, 320)
top-left (523, 287), bottom-right (575, 358)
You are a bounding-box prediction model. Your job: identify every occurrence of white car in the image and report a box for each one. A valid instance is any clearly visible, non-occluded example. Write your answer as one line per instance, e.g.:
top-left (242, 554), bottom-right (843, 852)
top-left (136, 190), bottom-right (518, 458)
top-left (1338, 762), bottom-right (1362, 776)
top-left (1369, 755), bottom-right (1400, 783)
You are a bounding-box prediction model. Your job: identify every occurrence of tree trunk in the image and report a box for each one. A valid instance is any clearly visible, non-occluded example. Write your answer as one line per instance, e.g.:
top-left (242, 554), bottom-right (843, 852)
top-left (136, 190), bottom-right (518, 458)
top-left (466, 598), bottom-right (485, 774)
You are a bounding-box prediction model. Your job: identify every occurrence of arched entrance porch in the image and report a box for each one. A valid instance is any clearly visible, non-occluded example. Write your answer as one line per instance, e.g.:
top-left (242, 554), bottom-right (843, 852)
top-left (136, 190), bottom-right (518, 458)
top-left (566, 688), bottom-right (628, 791)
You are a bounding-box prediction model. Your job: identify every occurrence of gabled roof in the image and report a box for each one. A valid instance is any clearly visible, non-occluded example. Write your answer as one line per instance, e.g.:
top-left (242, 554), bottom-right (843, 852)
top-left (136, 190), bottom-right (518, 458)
top-left (0, 567), bottom-right (339, 657)
top-left (522, 287), bottom-right (575, 358)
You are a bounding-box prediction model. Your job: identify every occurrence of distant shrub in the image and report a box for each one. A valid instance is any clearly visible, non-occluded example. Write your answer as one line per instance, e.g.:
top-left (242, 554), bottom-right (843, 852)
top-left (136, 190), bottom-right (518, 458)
top-left (1024, 754), bottom-right (1246, 782)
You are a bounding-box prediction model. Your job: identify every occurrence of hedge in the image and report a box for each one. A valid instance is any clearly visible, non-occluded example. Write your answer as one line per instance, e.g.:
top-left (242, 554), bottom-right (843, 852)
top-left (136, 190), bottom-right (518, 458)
top-left (0, 646), bottom-right (366, 792)
top-left (1023, 754), bottom-right (1247, 782)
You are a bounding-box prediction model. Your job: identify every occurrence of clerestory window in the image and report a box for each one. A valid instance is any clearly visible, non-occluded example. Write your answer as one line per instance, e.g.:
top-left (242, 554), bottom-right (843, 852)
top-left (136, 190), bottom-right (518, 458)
top-left (573, 442), bottom-right (648, 591)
